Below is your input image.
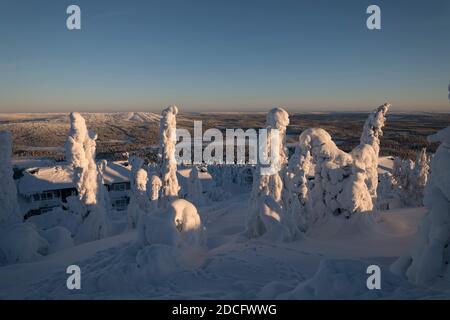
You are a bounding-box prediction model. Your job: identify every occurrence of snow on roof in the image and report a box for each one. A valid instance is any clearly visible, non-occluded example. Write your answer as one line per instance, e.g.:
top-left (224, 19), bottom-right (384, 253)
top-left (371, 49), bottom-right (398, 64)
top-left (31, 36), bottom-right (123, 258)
top-left (18, 161), bottom-right (131, 195)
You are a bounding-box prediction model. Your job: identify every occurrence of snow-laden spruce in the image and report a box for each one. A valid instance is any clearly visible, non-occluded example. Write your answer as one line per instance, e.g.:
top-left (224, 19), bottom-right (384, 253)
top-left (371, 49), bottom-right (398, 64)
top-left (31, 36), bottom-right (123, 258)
top-left (285, 149), bottom-right (313, 231)
top-left (360, 103), bottom-right (390, 157)
top-left (0, 131), bottom-right (22, 225)
top-left (358, 103), bottom-right (390, 198)
top-left (413, 148), bottom-right (430, 206)
top-left (148, 173), bottom-right (162, 209)
top-left (65, 112), bottom-right (109, 243)
top-left (185, 166), bottom-right (207, 207)
top-left (391, 126), bottom-right (450, 286)
top-left (127, 157), bottom-right (151, 229)
top-left (387, 149), bottom-right (430, 207)
top-left (138, 199), bottom-right (204, 248)
top-left (298, 128), bottom-right (374, 225)
top-left (159, 105), bottom-right (180, 208)
top-left (0, 131), bottom-right (50, 265)
top-left (245, 107), bottom-right (300, 241)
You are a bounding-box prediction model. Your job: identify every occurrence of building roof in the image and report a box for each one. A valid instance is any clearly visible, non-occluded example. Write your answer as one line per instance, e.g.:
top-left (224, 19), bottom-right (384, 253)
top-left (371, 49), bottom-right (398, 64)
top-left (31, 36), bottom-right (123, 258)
top-left (18, 161), bottom-right (132, 195)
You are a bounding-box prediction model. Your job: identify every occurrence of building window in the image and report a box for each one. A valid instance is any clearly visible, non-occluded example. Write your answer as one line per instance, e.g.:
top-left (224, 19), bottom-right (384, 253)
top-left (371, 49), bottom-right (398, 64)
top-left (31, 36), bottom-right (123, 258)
top-left (114, 198), bottom-right (129, 209)
top-left (33, 194), bottom-right (40, 201)
top-left (40, 192), bottom-right (54, 201)
top-left (112, 182), bottom-right (130, 192)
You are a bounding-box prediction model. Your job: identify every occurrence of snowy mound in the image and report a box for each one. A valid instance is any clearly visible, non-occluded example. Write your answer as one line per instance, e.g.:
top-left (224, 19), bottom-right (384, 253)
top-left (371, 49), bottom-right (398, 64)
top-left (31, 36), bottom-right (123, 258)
top-left (0, 223), bottom-right (49, 265)
top-left (272, 259), bottom-right (431, 299)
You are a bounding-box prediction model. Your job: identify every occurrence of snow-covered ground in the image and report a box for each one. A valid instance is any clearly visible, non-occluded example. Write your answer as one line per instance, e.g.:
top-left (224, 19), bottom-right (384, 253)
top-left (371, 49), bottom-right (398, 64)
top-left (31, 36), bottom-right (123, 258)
top-left (0, 180), bottom-right (445, 299)
top-left (1, 108), bottom-right (449, 300)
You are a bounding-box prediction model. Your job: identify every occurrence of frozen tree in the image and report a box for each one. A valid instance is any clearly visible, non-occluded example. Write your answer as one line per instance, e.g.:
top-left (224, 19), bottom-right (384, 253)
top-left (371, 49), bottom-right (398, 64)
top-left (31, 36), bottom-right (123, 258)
top-left (357, 103), bottom-right (390, 199)
top-left (0, 131), bottom-right (49, 265)
top-left (389, 150), bottom-right (429, 207)
top-left (245, 108), bottom-right (300, 241)
top-left (159, 105), bottom-right (180, 207)
top-left (284, 150), bottom-right (313, 231)
top-left (65, 112), bottom-right (109, 243)
top-left (391, 126), bottom-right (450, 285)
top-left (350, 144), bottom-right (378, 206)
top-left (298, 128), bottom-right (374, 226)
top-left (97, 160), bottom-right (112, 212)
top-left (127, 157), bottom-right (151, 229)
top-left (376, 172), bottom-right (398, 210)
top-left (392, 156), bottom-right (402, 185)
top-left (185, 166), bottom-right (206, 207)
top-left (148, 173), bottom-right (162, 210)
top-left (138, 199), bottom-right (204, 248)
top-left (412, 148), bottom-right (430, 206)
top-left (0, 131), bottom-right (21, 225)
top-left (360, 103), bottom-right (390, 157)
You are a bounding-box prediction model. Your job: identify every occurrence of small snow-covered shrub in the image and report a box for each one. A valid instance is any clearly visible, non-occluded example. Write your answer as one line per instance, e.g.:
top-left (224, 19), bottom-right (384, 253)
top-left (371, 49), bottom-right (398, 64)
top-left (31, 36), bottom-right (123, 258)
top-left (185, 166), bottom-right (207, 207)
top-left (27, 207), bottom-right (82, 236)
top-left (388, 149), bottom-right (430, 208)
top-left (39, 226), bottom-right (74, 254)
top-left (0, 223), bottom-right (49, 265)
top-left (74, 206), bottom-right (110, 244)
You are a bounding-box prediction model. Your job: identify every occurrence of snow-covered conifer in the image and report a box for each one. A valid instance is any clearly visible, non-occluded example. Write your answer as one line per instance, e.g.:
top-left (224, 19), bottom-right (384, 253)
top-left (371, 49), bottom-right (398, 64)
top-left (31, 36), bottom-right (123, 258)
top-left (127, 157), bottom-right (150, 228)
top-left (0, 131), bottom-right (49, 265)
top-left (0, 131), bottom-right (21, 225)
top-left (360, 103), bottom-right (390, 157)
top-left (391, 126), bottom-right (450, 285)
top-left (298, 128), bottom-right (373, 225)
top-left (185, 166), bottom-right (206, 207)
top-left (65, 112), bottom-right (109, 243)
top-left (159, 106), bottom-right (180, 207)
top-left (246, 108), bottom-right (300, 241)
top-left (357, 103), bottom-right (390, 198)
top-left (413, 148), bottom-right (430, 206)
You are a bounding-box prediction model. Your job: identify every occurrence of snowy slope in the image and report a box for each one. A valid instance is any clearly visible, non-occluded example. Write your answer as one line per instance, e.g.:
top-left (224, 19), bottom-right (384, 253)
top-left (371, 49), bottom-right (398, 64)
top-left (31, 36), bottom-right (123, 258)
top-left (0, 189), bottom-right (442, 299)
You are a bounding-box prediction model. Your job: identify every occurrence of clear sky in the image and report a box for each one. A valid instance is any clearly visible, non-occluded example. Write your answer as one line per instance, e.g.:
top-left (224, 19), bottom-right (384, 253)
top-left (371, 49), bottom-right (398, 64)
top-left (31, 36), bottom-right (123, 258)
top-left (0, 0), bottom-right (449, 113)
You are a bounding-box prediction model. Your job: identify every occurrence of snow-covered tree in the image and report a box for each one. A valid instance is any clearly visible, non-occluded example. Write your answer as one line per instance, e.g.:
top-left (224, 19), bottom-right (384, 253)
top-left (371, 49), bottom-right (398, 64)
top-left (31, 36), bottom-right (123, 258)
top-left (0, 131), bottom-right (21, 225)
top-left (412, 148), bottom-right (430, 206)
top-left (127, 157), bottom-right (151, 229)
top-left (391, 126), bottom-right (450, 285)
top-left (159, 105), bottom-right (180, 208)
top-left (389, 150), bottom-right (429, 207)
top-left (97, 160), bottom-right (112, 212)
top-left (360, 103), bottom-right (390, 157)
top-left (284, 150), bottom-right (313, 231)
top-left (245, 108), bottom-right (300, 241)
top-left (0, 131), bottom-right (49, 265)
top-left (185, 166), bottom-right (206, 207)
top-left (148, 173), bottom-right (162, 210)
top-left (138, 199), bottom-right (204, 248)
top-left (358, 103), bottom-right (390, 199)
top-left (298, 128), bottom-right (374, 225)
top-left (65, 112), bottom-right (109, 243)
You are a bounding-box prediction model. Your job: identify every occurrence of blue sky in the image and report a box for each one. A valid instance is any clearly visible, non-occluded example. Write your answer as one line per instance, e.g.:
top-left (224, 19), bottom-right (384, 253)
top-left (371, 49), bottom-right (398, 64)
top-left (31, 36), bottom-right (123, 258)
top-left (0, 0), bottom-right (449, 112)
